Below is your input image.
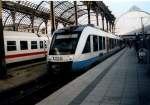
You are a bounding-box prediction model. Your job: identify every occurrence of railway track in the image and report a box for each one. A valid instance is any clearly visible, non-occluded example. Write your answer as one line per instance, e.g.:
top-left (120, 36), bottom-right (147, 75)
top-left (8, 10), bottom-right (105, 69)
top-left (0, 73), bottom-right (80, 105)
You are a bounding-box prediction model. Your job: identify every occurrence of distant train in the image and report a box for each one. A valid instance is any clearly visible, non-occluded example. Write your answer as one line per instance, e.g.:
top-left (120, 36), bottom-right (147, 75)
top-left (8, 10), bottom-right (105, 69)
top-left (3, 31), bottom-right (49, 67)
top-left (47, 25), bottom-right (123, 74)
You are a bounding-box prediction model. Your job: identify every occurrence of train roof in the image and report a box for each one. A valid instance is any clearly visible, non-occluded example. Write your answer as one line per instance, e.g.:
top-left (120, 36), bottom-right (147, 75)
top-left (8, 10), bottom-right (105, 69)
top-left (3, 31), bottom-right (48, 39)
top-left (54, 25), bottom-right (85, 35)
top-left (83, 26), bottom-right (121, 39)
top-left (54, 25), bottom-right (121, 39)
top-left (4, 31), bottom-right (38, 37)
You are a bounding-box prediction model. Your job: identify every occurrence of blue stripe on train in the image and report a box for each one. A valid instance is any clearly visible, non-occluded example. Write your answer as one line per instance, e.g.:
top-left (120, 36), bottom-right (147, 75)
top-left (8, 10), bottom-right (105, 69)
top-left (72, 56), bottom-right (99, 71)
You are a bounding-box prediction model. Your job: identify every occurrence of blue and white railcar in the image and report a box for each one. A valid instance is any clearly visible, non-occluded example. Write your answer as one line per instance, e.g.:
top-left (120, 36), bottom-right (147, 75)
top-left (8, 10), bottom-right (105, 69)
top-left (47, 25), bottom-right (121, 73)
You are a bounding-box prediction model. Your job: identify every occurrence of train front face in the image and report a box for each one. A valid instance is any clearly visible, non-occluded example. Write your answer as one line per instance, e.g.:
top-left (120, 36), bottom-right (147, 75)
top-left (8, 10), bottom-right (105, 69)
top-left (47, 26), bottom-right (83, 74)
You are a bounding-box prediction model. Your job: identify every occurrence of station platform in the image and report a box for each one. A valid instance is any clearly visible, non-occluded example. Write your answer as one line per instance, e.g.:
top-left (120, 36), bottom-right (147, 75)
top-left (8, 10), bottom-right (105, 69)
top-left (37, 48), bottom-right (150, 105)
top-left (0, 62), bottom-right (47, 93)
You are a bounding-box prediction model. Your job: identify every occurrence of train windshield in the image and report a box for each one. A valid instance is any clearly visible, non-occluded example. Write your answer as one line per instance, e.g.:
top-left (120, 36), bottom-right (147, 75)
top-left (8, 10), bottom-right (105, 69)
top-left (49, 34), bottom-right (80, 55)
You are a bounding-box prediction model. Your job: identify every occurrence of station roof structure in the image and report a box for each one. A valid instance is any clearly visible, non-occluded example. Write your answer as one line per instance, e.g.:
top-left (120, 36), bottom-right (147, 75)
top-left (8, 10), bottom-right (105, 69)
top-left (2, 1), bottom-right (115, 34)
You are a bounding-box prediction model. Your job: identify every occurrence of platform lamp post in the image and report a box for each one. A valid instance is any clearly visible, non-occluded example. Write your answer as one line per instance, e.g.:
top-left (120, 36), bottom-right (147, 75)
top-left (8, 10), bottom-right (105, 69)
top-left (0, 1), bottom-right (7, 79)
top-left (140, 17), bottom-right (145, 36)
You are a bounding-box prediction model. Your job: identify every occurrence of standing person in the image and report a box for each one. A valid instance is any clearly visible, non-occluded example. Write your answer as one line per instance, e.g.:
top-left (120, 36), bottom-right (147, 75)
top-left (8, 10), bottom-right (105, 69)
top-left (135, 40), bottom-right (139, 52)
top-left (134, 40), bottom-right (140, 63)
top-left (126, 40), bottom-right (130, 48)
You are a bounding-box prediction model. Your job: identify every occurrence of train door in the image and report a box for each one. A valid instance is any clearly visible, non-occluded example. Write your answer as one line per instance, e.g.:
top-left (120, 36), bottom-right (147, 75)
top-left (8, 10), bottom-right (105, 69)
top-left (102, 37), bottom-right (105, 51)
top-left (99, 36), bottom-right (103, 51)
top-left (93, 35), bottom-right (98, 52)
top-left (82, 35), bottom-right (92, 62)
top-left (44, 40), bottom-right (47, 57)
top-left (105, 36), bottom-right (109, 52)
top-left (90, 35), bottom-right (93, 54)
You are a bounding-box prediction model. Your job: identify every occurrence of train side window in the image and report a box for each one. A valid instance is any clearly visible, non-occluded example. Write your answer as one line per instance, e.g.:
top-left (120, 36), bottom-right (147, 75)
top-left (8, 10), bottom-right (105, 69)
top-left (112, 39), bottom-right (113, 48)
top-left (40, 41), bottom-right (44, 49)
top-left (7, 41), bottom-right (16, 51)
top-left (93, 36), bottom-right (98, 51)
top-left (20, 41), bottom-right (28, 50)
top-left (103, 37), bottom-right (105, 49)
top-left (109, 38), bottom-right (112, 49)
top-left (99, 36), bottom-right (102, 50)
top-left (44, 41), bottom-right (47, 48)
top-left (113, 39), bottom-right (115, 48)
top-left (112, 39), bottom-right (114, 48)
top-left (31, 41), bottom-right (37, 49)
top-left (83, 36), bottom-right (91, 53)
top-left (111, 39), bottom-right (113, 49)
top-left (110, 38), bottom-right (113, 49)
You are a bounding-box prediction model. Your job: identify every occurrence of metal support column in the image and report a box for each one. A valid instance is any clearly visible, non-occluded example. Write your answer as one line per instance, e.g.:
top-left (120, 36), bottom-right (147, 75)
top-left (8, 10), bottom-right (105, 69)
top-left (140, 17), bottom-right (144, 35)
top-left (63, 23), bottom-right (67, 27)
top-left (106, 19), bottom-right (108, 32)
top-left (113, 22), bottom-right (115, 33)
top-left (10, 10), bottom-right (16, 31)
top-left (96, 12), bottom-right (99, 26)
top-left (109, 21), bottom-right (111, 32)
top-left (0, 1), bottom-right (7, 79)
top-left (50, 1), bottom-right (56, 34)
top-left (30, 15), bottom-right (34, 33)
top-left (102, 15), bottom-right (104, 30)
top-left (55, 22), bottom-right (58, 29)
top-left (112, 22), bottom-right (114, 33)
top-left (74, 1), bottom-right (78, 25)
top-left (87, 2), bottom-right (91, 24)
top-left (44, 20), bottom-right (48, 34)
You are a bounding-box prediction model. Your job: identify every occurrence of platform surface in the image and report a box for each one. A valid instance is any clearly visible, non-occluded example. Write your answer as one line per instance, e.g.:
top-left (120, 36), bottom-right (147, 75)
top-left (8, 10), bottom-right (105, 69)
top-left (37, 48), bottom-right (150, 105)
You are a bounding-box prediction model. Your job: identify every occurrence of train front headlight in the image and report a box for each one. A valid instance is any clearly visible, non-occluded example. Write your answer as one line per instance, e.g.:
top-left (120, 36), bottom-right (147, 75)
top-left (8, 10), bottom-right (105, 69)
top-left (48, 57), bottom-right (52, 61)
top-left (67, 56), bottom-right (73, 61)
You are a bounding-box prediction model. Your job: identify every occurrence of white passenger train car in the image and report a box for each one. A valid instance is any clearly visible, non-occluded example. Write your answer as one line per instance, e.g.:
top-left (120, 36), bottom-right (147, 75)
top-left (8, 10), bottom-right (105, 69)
top-left (47, 25), bottom-right (123, 73)
top-left (3, 31), bottom-right (49, 66)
